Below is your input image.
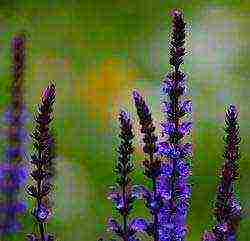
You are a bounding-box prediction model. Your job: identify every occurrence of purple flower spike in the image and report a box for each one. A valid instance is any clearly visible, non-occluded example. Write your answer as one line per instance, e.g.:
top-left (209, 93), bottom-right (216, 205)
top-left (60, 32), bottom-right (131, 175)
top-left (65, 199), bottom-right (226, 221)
top-left (158, 9), bottom-right (192, 241)
top-left (105, 109), bottom-right (142, 241)
top-left (202, 105), bottom-right (242, 240)
top-left (0, 32), bottom-right (29, 236)
top-left (26, 82), bottom-right (57, 241)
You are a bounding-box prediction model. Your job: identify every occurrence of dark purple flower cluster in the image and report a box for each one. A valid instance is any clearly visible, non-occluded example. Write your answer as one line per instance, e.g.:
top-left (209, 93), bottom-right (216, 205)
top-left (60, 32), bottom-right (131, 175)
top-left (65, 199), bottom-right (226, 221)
top-left (0, 33), bottom-right (29, 236)
top-left (26, 83), bottom-right (56, 241)
top-left (202, 105), bottom-right (242, 241)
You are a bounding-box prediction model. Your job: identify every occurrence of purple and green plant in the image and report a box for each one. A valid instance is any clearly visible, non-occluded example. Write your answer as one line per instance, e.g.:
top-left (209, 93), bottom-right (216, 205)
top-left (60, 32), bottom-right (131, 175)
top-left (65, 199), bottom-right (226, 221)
top-left (202, 105), bottom-right (242, 241)
top-left (26, 83), bottom-right (56, 241)
top-left (0, 32), bottom-right (29, 237)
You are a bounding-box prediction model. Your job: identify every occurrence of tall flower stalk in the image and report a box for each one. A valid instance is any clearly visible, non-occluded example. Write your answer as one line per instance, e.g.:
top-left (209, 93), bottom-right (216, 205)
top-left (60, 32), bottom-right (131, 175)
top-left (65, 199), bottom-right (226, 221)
top-left (132, 90), bottom-right (162, 241)
top-left (156, 9), bottom-right (192, 240)
top-left (202, 105), bottom-right (242, 241)
top-left (105, 110), bottom-right (149, 241)
top-left (0, 33), bottom-right (29, 237)
top-left (26, 83), bottom-right (56, 241)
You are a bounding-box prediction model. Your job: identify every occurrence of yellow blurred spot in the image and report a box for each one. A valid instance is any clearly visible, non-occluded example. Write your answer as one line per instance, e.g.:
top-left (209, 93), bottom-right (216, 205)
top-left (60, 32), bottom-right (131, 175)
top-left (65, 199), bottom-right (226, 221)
top-left (77, 58), bottom-right (140, 130)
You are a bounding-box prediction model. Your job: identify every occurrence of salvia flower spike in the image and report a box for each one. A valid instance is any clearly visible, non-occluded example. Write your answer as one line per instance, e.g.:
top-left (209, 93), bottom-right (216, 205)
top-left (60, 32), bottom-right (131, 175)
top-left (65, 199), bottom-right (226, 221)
top-left (157, 9), bottom-right (192, 241)
top-left (132, 89), bottom-right (162, 241)
top-left (0, 32), bottom-right (29, 236)
top-left (105, 109), bottom-right (147, 241)
top-left (202, 105), bottom-right (242, 241)
top-left (26, 82), bottom-right (56, 241)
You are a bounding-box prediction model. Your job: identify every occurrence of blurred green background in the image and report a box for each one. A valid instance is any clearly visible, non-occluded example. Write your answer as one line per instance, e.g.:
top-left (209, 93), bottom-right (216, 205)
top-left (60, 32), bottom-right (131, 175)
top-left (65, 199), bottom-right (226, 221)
top-left (0, 0), bottom-right (250, 240)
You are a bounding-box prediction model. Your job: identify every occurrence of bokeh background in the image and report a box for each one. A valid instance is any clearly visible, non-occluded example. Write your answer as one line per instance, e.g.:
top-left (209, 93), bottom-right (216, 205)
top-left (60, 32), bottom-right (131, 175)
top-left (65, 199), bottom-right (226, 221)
top-left (0, 0), bottom-right (250, 240)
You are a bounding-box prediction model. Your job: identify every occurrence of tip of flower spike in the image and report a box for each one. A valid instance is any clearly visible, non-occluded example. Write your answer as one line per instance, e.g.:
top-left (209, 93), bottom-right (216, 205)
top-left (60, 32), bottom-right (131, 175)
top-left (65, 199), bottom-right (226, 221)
top-left (42, 82), bottom-right (56, 103)
top-left (227, 104), bottom-right (237, 115)
top-left (12, 33), bottom-right (26, 49)
top-left (170, 9), bottom-right (183, 18)
top-left (132, 89), bottom-right (141, 101)
top-left (119, 108), bottom-right (131, 123)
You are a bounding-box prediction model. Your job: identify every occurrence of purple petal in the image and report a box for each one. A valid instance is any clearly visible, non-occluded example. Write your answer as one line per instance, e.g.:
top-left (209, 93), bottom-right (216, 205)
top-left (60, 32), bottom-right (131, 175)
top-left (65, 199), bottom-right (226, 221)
top-left (160, 161), bottom-right (173, 176)
top-left (161, 101), bottom-right (172, 115)
top-left (0, 201), bottom-right (27, 215)
top-left (214, 223), bottom-right (228, 234)
top-left (2, 106), bottom-right (30, 125)
top-left (228, 105), bottom-right (237, 116)
top-left (161, 122), bottom-right (175, 136)
top-left (176, 160), bottom-right (191, 178)
top-left (202, 231), bottom-right (216, 241)
top-left (132, 185), bottom-right (151, 200)
top-left (229, 195), bottom-right (241, 217)
top-left (34, 204), bottom-right (52, 223)
top-left (161, 80), bottom-right (174, 95)
top-left (175, 180), bottom-right (192, 199)
top-left (5, 146), bottom-right (27, 161)
top-left (156, 175), bottom-right (172, 200)
top-left (181, 143), bottom-right (192, 157)
top-left (129, 218), bottom-right (149, 232)
top-left (107, 218), bottom-right (122, 234)
top-left (0, 219), bottom-right (22, 234)
top-left (132, 89), bottom-right (144, 105)
top-left (179, 121), bottom-right (192, 136)
top-left (157, 142), bottom-right (181, 159)
top-left (173, 224), bottom-right (188, 239)
top-left (14, 201), bottom-right (27, 214)
top-left (227, 234), bottom-right (237, 241)
top-left (180, 100), bottom-right (192, 114)
top-left (107, 191), bottom-right (124, 210)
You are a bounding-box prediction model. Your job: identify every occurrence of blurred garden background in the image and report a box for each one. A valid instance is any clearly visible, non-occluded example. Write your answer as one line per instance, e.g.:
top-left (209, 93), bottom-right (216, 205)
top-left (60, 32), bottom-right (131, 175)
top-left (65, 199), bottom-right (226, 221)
top-left (0, 0), bottom-right (250, 240)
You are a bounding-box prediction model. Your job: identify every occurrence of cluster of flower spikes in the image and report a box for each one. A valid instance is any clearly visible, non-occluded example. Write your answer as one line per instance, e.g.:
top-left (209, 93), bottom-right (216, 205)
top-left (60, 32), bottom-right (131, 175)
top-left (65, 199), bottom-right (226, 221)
top-left (104, 110), bottom-right (153, 241)
top-left (26, 83), bottom-right (56, 241)
top-left (131, 89), bottom-right (163, 241)
top-left (156, 9), bottom-right (193, 241)
top-left (202, 105), bottom-right (242, 241)
top-left (0, 33), bottom-right (30, 235)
